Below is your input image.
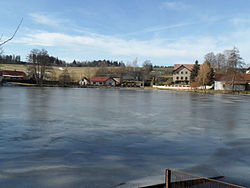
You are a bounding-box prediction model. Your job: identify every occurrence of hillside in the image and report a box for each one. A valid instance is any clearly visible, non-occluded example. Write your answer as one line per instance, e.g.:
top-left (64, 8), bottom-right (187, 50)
top-left (0, 64), bottom-right (173, 82)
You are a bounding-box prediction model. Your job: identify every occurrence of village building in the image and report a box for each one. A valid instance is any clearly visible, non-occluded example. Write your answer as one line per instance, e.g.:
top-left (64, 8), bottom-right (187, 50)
top-left (79, 77), bottom-right (89, 86)
top-left (89, 76), bottom-right (116, 86)
top-left (173, 64), bottom-right (193, 84)
top-left (246, 68), bottom-right (250, 74)
top-left (113, 78), bottom-right (121, 85)
top-left (121, 75), bottom-right (143, 87)
top-left (0, 70), bottom-right (27, 81)
top-left (214, 74), bottom-right (250, 91)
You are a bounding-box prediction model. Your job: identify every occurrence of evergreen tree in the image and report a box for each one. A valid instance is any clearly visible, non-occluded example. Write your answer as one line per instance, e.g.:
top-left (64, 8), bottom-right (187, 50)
top-left (190, 60), bottom-right (199, 82)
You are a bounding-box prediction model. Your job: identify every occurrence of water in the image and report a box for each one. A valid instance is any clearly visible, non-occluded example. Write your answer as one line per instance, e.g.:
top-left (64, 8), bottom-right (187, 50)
top-left (0, 87), bottom-right (250, 187)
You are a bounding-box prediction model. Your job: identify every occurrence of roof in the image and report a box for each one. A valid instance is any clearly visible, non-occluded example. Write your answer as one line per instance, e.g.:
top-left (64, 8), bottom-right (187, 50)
top-left (215, 74), bottom-right (250, 82)
top-left (173, 64), bottom-right (194, 71)
top-left (81, 77), bottom-right (89, 81)
top-left (1, 70), bottom-right (26, 77)
top-left (113, 78), bottom-right (120, 83)
top-left (90, 76), bottom-right (113, 82)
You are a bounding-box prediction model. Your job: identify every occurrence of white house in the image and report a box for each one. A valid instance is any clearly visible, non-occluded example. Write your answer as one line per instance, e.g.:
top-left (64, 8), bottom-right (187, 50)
top-left (173, 64), bottom-right (194, 84)
top-left (89, 76), bottom-right (116, 86)
top-left (79, 77), bottom-right (89, 86)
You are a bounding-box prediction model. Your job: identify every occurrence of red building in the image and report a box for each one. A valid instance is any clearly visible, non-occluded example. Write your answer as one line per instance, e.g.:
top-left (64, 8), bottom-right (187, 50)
top-left (0, 70), bottom-right (27, 81)
top-left (90, 77), bottom-right (116, 86)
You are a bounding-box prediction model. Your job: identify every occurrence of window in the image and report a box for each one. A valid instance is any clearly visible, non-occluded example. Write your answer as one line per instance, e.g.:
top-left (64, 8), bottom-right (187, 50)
top-left (185, 77), bottom-right (188, 80)
top-left (185, 71), bottom-right (188, 74)
top-left (181, 71), bottom-right (183, 74)
top-left (181, 77), bottom-right (183, 80)
top-left (176, 77), bottom-right (179, 80)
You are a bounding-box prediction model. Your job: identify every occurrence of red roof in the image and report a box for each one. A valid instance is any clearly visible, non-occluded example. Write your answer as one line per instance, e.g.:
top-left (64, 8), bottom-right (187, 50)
top-left (173, 64), bottom-right (194, 71)
top-left (90, 77), bottom-right (112, 82)
top-left (1, 70), bottom-right (26, 77)
top-left (215, 74), bottom-right (250, 82)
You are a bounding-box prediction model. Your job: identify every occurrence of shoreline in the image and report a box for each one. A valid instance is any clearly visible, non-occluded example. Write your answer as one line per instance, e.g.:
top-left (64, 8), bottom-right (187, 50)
top-left (1, 82), bottom-right (250, 94)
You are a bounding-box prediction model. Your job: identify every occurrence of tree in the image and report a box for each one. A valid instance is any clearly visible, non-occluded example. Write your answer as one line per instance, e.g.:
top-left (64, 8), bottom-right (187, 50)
top-left (59, 68), bottom-right (71, 86)
top-left (0, 18), bottom-right (23, 54)
top-left (132, 57), bottom-right (138, 67)
top-left (226, 47), bottom-right (245, 73)
top-left (196, 61), bottom-right (214, 88)
top-left (215, 53), bottom-right (226, 70)
top-left (204, 52), bottom-right (216, 67)
top-left (190, 60), bottom-right (199, 82)
top-left (27, 49), bottom-right (50, 86)
top-left (143, 60), bottom-right (153, 72)
top-left (225, 47), bottom-right (245, 90)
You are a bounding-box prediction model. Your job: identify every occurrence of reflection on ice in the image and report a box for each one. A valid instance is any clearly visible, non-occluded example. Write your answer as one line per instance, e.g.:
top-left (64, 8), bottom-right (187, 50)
top-left (0, 87), bottom-right (250, 187)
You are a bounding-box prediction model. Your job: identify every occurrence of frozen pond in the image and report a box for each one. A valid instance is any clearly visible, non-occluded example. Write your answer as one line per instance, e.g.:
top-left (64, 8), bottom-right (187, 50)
top-left (0, 87), bottom-right (250, 187)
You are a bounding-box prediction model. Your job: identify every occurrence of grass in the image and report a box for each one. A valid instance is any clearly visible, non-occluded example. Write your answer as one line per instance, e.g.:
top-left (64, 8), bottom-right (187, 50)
top-left (0, 64), bottom-right (173, 82)
top-left (0, 64), bottom-right (102, 81)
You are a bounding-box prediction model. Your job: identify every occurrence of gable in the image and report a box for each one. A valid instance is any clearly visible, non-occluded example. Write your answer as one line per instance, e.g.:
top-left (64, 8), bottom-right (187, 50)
top-left (173, 66), bottom-right (191, 74)
top-left (174, 64), bottom-right (193, 71)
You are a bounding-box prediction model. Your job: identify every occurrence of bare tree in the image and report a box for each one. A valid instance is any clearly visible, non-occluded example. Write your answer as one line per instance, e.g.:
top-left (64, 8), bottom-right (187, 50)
top-left (226, 47), bottom-right (245, 72)
top-left (132, 57), bottom-right (138, 67)
top-left (224, 47), bottom-right (245, 90)
top-left (59, 67), bottom-right (71, 86)
top-left (215, 53), bottom-right (226, 70)
top-left (143, 60), bottom-right (153, 72)
top-left (204, 52), bottom-right (216, 68)
top-left (27, 49), bottom-right (50, 86)
top-left (0, 18), bottom-right (23, 49)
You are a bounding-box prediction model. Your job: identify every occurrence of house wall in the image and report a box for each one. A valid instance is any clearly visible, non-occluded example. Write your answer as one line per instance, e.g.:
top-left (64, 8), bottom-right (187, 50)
top-left (214, 81), bottom-right (224, 90)
top-left (224, 84), bottom-right (246, 91)
top-left (90, 79), bottom-right (116, 86)
top-left (91, 81), bottom-right (102, 85)
top-left (215, 81), bottom-right (247, 91)
top-left (173, 67), bottom-right (191, 84)
top-left (79, 79), bottom-right (89, 86)
top-left (105, 78), bottom-right (116, 86)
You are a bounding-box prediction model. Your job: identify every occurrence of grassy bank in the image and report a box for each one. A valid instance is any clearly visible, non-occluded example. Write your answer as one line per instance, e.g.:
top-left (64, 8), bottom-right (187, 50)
top-left (154, 87), bottom-right (250, 94)
top-left (0, 64), bottom-right (101, 82)
top-left (0, 64), bottom-right (173, 83)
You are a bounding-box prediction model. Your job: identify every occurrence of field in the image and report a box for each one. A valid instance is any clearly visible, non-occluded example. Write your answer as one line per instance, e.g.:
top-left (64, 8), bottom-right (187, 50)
top-left (0, 64), bottom-right (102, 81)
top-left (0, 64), bottom-right (173, 82)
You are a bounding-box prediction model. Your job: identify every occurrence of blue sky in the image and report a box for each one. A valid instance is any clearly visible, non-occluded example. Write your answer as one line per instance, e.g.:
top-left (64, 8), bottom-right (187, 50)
top-left (1, 0), bottom-right (250, 65)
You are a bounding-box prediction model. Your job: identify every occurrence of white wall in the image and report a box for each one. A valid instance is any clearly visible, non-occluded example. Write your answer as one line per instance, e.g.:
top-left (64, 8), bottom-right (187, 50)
top-left (214, 81), bottom-right (224, 90)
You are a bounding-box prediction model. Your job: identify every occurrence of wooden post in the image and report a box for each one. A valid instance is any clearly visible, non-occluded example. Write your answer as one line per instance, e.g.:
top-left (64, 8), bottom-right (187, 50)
top-left (165, 169), bottom-right (171, 188)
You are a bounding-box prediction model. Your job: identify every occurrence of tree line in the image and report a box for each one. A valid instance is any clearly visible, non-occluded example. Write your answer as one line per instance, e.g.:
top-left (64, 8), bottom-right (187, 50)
top-left (0, 53), bottom-right (128, 67)
top-left (70, 59), bottom-right (125, 67)
top-left (0, 54), bottom-right (22, 64)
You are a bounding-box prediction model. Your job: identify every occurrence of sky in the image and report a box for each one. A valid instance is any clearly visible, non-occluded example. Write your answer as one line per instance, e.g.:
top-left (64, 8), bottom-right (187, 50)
top-left (1, 0), bottom-right (250, 66)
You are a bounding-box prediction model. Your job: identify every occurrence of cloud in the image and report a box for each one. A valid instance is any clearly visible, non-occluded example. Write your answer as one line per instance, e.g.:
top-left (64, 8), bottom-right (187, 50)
top-left (123, 22), bottom-right (196, 36)
top-left (161, 1), bottom-right (190, 10)
top-left (13, 17), bottom-right (250, 64)
top-left (29, 12), bottom-right (67, 27)
top-left (15, 30), bottom-right (225, 63)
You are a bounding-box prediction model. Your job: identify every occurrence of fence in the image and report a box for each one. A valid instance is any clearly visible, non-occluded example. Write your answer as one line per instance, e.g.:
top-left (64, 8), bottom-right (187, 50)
top-left (165, 169), bottom-right (246, 188)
